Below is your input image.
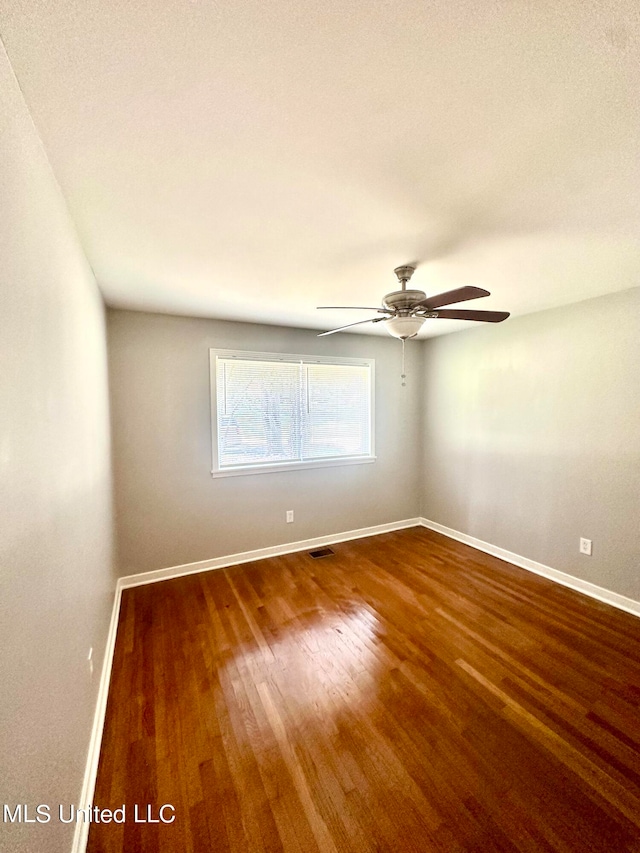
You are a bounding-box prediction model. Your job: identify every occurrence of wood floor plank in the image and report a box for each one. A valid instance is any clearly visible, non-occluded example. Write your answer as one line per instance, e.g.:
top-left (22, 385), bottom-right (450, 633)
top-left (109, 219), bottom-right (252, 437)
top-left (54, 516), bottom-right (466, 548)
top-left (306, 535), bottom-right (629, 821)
top-left (88, 527), bottom-right (640, 852)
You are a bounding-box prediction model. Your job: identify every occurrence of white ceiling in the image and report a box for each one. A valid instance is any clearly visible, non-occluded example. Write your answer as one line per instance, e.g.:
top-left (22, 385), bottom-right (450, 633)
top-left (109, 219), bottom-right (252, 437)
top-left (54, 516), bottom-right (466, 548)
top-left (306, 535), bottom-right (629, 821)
top-left (1, 0), bottom-right (639, 336)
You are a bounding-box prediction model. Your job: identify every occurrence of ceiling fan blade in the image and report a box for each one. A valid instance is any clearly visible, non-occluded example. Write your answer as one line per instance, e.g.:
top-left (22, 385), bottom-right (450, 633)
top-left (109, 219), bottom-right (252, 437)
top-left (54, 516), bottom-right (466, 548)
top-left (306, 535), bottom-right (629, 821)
top-left (416, 286), bottom-right (490, 310)
top-left (431, 309), bottom-right (510, 322)
top-left (317, 306), bottom-right (390, 312)
top-left (317, 317), bottom-right (386, 337)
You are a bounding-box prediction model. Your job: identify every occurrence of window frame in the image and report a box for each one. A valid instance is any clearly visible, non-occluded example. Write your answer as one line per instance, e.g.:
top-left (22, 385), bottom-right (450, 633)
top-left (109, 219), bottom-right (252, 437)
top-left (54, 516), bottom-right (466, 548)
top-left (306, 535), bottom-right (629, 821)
top-left (209, 348), bottom-right (376, 477)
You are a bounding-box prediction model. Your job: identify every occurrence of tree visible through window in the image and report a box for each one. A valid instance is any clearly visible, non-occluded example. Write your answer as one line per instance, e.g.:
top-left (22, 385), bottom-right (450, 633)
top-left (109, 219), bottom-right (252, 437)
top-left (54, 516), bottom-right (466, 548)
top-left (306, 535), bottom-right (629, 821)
top-left (210, 350), bottom-right (374, 475)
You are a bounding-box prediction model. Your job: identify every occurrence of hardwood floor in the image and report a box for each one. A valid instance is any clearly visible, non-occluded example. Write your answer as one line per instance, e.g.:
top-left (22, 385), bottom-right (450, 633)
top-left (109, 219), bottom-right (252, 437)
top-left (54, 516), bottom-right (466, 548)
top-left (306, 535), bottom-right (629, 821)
top-left (87, 527), bottom-right (640, 852)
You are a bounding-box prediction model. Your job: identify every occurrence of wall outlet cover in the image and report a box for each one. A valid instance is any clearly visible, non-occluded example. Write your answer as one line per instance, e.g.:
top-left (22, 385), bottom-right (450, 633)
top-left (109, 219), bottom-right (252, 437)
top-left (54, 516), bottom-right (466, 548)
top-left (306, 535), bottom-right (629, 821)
top-left (579, 538), bottom-right (592, 556)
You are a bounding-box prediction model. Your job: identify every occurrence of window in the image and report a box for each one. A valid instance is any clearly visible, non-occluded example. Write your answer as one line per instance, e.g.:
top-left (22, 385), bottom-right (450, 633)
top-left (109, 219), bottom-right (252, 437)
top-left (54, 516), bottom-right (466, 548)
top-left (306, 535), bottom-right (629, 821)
top-left (210, 349), bottom-right (375, 476)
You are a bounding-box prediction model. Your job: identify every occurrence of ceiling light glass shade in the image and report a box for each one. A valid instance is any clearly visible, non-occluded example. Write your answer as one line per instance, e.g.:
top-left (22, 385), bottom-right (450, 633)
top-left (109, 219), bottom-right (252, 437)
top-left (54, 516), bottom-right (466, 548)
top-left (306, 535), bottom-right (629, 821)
top-left (385, 315), bottom-right (426, 339)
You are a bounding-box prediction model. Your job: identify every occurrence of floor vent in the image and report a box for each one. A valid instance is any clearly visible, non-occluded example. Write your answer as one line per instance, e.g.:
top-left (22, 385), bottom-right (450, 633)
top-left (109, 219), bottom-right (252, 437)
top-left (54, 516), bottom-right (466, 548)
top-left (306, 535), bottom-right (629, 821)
top-left (308, 547), bottom-right (335, 559)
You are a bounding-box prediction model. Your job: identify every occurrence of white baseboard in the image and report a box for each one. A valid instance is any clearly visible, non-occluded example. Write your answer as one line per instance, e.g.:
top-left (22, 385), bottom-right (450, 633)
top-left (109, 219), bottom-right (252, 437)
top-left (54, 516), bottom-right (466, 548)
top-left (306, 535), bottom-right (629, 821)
top-left (419, 517), bottom-right (640, 619)
top-left (71, 584), bottom-right (123, 853)
top-left (118, 517), bottom-right (423, 589)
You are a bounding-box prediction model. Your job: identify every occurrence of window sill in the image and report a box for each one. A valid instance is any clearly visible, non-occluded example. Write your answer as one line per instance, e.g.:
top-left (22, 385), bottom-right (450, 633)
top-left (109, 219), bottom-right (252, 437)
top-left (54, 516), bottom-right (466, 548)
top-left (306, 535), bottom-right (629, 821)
top-left (211, 456), bottom-right (377, 478)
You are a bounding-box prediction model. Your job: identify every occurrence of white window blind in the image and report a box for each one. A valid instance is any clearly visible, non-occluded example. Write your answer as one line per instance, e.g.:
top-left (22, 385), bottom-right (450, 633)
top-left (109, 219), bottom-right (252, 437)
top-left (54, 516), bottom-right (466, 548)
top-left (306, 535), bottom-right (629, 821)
top-left (210, 350), bottom-right (374, 475)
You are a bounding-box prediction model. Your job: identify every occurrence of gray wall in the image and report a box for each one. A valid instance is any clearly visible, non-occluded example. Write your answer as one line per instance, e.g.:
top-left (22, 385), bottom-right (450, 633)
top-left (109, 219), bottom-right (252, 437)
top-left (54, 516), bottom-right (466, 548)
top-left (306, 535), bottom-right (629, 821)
top-left (0, 45), bottom-right (115, 853)
top-left (108, 291), bottom-right (640, 605)
top-left (421, 287), bottom-right (640, 600)
top-left (108, 309), bottom-right (422, 576)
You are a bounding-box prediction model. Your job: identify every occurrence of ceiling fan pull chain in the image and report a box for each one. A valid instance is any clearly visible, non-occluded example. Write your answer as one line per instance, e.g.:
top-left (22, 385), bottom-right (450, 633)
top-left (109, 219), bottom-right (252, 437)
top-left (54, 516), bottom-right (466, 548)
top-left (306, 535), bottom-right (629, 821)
top-left (401, 338), bottom-right (406, 387)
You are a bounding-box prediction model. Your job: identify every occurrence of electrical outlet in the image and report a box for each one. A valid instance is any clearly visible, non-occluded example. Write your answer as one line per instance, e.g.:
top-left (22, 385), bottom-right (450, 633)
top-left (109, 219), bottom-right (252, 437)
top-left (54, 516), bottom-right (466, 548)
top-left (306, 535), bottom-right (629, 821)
top-left (579, 538), bottom-right (592, 556)
top-left (286, 510), bottom-right (294, 523)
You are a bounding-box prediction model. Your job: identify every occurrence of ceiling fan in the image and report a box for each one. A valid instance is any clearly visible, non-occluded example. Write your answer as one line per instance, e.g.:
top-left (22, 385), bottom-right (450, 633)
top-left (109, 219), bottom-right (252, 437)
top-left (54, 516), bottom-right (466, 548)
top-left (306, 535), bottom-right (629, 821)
top-left (317, 265), bottom-right (510, 339)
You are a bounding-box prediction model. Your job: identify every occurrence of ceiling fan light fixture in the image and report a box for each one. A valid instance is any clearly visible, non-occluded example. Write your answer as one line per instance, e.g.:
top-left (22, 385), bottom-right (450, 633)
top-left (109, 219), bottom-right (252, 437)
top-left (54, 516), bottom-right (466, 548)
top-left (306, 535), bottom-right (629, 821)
top-left (385, 315), bottom-right (426, 340)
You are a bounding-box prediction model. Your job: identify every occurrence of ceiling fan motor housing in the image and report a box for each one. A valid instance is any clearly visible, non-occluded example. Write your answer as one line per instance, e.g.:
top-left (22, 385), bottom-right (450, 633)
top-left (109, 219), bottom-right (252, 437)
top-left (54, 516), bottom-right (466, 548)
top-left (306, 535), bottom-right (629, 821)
top-left (382, 289), bottom-right (427, 312)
